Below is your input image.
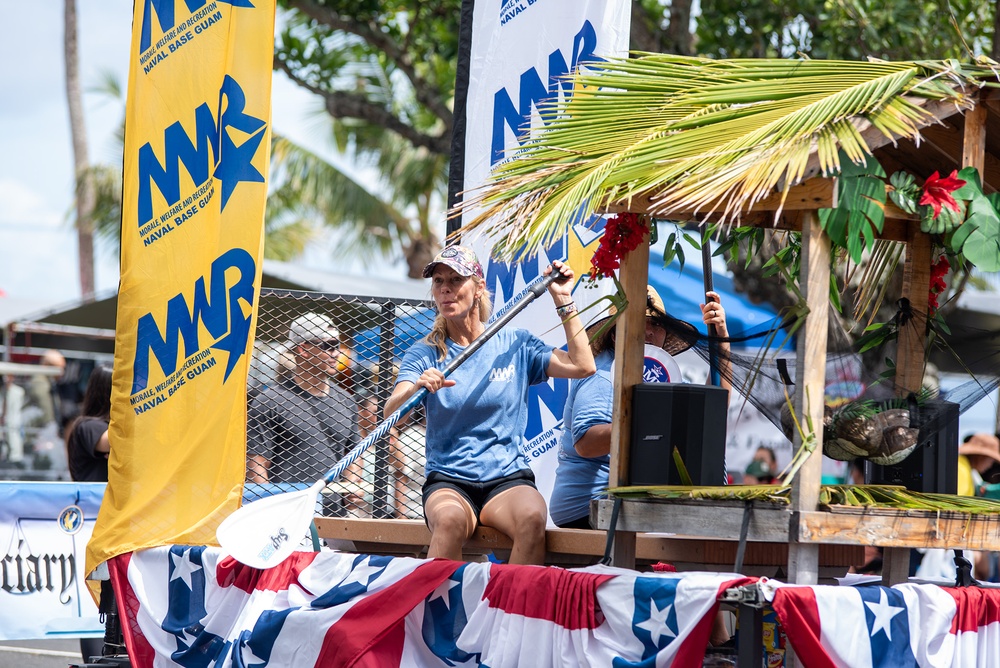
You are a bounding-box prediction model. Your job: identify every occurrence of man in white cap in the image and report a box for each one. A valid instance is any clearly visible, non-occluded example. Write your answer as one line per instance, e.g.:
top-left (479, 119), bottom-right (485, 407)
top-left (247, 312), bottom-right (362, 513)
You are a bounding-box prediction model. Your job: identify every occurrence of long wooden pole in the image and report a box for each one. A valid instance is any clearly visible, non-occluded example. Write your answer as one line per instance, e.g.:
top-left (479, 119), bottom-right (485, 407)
top-left (607, 229), bottom-right (651, 568)
top-left (788, 210), bottom-right (830, 585)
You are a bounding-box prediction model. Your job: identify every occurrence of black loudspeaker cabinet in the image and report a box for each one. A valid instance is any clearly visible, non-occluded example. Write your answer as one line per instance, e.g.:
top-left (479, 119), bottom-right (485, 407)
top-left (866, 400), bottom-right (960, 495)
top-left (629, 383), bottom-right (729, 486)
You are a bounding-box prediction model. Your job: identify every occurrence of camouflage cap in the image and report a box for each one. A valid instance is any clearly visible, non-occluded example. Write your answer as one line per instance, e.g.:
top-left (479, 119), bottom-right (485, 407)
top-left (421, 245), bottom-right (484, 279)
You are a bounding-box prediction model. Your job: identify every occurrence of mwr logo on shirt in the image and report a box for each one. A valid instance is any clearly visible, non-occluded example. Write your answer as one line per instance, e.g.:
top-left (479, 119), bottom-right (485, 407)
top-left (489, 364), bottom-right (516, 383)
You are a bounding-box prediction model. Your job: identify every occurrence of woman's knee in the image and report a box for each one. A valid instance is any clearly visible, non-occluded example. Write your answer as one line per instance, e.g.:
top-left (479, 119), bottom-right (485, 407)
top-left (428, 507), bottom-right (474, 539)
top-left (512, 506), bottom-right (547, 542)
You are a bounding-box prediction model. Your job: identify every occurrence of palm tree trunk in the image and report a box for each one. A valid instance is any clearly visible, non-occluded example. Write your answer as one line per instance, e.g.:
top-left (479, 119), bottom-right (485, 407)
top-left (64, 0), bottom-right (96, 297)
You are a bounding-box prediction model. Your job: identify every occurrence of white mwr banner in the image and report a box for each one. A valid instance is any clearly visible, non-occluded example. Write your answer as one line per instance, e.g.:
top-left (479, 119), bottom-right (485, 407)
top-left (460, 0), bottom-right (631, 520)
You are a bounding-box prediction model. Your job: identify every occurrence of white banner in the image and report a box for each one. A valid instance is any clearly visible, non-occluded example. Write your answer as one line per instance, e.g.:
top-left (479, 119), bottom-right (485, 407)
top-left (461, 0), bottom-right (631, 519)
top-left (0, 482), bottom-right (104, 639)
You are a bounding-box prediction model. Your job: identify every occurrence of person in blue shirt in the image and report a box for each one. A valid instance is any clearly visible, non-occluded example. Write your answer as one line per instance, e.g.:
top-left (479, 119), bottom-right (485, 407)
top-left (549, 285), bottom-right (730, 529)
top-left (384, 245), bottom-right (595, 564)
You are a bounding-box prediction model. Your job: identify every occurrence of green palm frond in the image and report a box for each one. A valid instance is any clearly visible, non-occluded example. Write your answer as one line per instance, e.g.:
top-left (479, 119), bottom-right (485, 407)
top-left (457, 57), bottom-right (995, 261)
top-left (269, 134), bottom-right (412, 262)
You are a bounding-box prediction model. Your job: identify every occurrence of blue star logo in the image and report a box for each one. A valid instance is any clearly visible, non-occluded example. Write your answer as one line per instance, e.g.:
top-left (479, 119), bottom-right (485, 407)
top-left (626, 577), bottom-right (680, 659)
top-left (311, 554), bottom-right (392, 608)
top-left (858, 586), bottom-right (917, 667)
top-left (422, 564), bottom-right (479, 666)
top-left (214, 75), bottom-right (267, 211)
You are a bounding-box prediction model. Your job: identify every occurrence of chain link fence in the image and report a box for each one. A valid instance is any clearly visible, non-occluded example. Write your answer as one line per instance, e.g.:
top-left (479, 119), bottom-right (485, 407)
top-left (247, 288), bottom-right (434, 520)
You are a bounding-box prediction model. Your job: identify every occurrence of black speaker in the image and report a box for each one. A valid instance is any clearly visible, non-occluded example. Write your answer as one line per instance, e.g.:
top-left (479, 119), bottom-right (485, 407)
top-left (628, 383), bottom-right (729, 486)
top-left (866, 400), bottom-right (960, 495)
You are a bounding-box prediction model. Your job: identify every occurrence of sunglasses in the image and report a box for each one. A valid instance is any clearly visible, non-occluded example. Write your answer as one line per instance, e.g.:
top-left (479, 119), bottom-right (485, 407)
top-left (305, 339), bottom-right (339, 352)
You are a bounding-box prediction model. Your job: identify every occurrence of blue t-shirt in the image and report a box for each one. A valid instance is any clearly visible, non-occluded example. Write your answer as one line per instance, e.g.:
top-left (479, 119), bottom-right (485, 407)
top-left (396, 328), bottom-right (554, 482)
top-left (549, 349), bottom-right (614, 525)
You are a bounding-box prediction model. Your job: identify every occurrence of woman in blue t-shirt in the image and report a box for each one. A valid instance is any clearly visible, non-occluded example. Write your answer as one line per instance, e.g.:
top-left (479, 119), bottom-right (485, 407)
top-left (384, 245), bottom-right (595, 564)
top-left (549, 286), bottom-right (730, 529)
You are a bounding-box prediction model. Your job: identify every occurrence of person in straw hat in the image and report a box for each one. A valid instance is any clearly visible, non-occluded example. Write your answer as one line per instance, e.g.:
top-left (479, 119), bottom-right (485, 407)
top-left (549, 286), bottom-right (731, 529)
top-left (958, 432), bottom-right (1000, 496)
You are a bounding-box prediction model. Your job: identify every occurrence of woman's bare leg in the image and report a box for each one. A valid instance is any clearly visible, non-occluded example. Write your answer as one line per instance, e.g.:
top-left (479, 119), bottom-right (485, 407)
top-left (479, 485), bottom-right (548, 565)
top-left (424, 488), bottom-right (477, 560)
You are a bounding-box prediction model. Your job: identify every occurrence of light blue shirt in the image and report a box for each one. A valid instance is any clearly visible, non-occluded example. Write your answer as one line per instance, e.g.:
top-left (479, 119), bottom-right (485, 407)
top-left (549, 349), bottom-right (614, 525)
top-left (396, 328), bottom-right (553, 482)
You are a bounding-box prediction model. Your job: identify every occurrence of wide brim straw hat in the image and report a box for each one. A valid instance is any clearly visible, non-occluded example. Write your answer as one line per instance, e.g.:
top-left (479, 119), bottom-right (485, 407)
top-left (959, 433), bottom-right (1000, 463)
top-left (586, 285), bottom-right (697, 356)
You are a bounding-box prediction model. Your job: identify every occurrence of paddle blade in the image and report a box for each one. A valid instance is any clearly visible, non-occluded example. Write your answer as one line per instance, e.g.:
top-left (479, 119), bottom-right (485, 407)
top-left (216, 481), bottom-right (324, 569)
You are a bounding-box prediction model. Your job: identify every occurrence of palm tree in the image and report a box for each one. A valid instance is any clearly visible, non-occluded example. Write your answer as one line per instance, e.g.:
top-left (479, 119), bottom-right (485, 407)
top-left (64, 0), bottom-right (96, 296)
top-left (268, 130), bottom-right (446, 279)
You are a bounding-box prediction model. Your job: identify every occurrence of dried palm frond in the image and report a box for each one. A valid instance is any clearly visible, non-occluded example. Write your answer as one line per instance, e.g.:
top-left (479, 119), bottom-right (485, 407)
top-left (605, 484), bottom-right (1000, 514)
top-left (457, 58), bottom-right (996, 261)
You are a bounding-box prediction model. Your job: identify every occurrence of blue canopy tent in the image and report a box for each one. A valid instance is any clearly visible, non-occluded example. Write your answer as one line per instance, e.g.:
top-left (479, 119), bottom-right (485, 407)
top-left (353, 259), bottom-right (785, 363)
top-left (646, 260), bottom-right (785, 344)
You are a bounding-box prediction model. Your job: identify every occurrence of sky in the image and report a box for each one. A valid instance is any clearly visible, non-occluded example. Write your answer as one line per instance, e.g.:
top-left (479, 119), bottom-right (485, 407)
top-left (0, 2), bottom-right (374, 311)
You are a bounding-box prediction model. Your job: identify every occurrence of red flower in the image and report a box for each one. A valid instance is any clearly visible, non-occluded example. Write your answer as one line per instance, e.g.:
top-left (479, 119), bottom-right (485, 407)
top-left (589, 213), bottom-right (648, 281)
top-left (927, 255), bottom-right (950, 317)
top-left (919, 170), bottom-right (966, 218)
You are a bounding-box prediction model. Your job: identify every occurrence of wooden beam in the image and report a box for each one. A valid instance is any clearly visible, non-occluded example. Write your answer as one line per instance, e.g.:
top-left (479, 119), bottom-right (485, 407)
top-left (963, 98), bottom-right (987, 173)
top-left (788, 211), bottom-right (830, 585)
top-left (591, 501), bottom-right (1000, 552)
top-left (603, 176), bottom-right (915, 222)
top-left (896, 227), bottom-right (931, 394)
top-left (795, 508), bottom-right (1000, 551)
top-left (606, 231), bottom-right (651, 569)
top-left (770, 213), bottom-right (917, 241)
top-left (594, 499), bottom-right (793, 541)
top-left (608, 236), bottom-right (651, 489)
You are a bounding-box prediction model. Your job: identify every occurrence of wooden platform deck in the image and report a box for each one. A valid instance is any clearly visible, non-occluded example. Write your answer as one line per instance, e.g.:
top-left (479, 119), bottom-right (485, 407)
top-left (314, 517), bottom-right (863, 578)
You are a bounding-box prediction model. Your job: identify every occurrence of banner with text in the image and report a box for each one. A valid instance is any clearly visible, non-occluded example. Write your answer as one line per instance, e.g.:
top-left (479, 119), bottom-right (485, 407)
top-left (1, 482), bottom-right (105, 640)
top-left (87, 1), bottom-right (276, 579)
top-left (460, 0), bottom-right (630, 514)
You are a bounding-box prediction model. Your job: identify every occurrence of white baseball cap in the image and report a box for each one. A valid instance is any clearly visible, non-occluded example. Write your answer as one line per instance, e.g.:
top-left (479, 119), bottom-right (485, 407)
top-left (288, 312), bottom-right (339, 346)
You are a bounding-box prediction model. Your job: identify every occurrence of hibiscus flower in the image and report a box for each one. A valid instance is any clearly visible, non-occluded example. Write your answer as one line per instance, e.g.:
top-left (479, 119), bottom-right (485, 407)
top-left (919, 170), bottom-right (966, 218)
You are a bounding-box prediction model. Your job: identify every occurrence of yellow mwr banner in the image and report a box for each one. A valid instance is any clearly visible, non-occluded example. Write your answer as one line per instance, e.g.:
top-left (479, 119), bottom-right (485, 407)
top-left (87, 0), bottom-right (276, 578)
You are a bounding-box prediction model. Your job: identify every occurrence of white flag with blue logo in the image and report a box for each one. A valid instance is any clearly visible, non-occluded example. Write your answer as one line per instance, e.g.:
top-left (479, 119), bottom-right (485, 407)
top-left (456, 0), bottom-right (631, 521)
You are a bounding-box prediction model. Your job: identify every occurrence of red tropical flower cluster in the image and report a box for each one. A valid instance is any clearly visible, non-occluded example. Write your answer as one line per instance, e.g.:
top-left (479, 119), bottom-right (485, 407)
top-left (589, 213), bottom-right (648, 281)
top-left (920, 170), bottom-right (966, 218)
top-left (927, 255), bottom-right (950, 317)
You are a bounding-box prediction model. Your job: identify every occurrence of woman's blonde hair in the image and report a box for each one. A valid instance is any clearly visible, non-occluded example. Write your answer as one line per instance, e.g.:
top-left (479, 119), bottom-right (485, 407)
top-left (425, 276), bottom-right (493, 361)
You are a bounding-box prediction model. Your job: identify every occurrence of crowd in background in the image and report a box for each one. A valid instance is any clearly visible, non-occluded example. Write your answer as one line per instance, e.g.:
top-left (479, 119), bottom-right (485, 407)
top-left (0, 350), bottom-right (90, 476)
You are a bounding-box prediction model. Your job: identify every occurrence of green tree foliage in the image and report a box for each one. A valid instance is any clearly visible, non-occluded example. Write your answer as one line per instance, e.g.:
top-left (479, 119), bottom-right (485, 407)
top-left (694, 0), bottom-right (995, 60)
top-left (273, 0), bottom-right (999, 278)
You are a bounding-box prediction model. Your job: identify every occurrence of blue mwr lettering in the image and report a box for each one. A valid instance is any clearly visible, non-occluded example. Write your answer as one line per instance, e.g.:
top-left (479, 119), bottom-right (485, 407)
top-left (131, 248), bottom-right (255, 394)
top-left (140, 0), bottom-right (251, 52)
top-left (137, 75), bottom-right (266, 226)
top-left (486, 239), bottom-right (563, 306)
top-left (490, 20), bottom-right (602, 165)
top-left (526, 377), bottom-right (568, 439)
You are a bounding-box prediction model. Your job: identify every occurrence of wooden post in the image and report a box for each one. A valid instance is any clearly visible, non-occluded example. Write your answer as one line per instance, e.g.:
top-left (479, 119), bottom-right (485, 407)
top-left (606, 228), bottom-right (650, 568)
top-left (788, 210), bottom-right (829, 585)
top-left (896, 228), bottom-right (931, 395)
top-left (882, 547), bottom-right (911, 587)
top-left (963, 99), bottom-right (987, 174)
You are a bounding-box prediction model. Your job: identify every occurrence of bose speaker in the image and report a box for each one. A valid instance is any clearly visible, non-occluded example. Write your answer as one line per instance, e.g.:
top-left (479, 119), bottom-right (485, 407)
top-left (628, 383), bottom-right (729, 486)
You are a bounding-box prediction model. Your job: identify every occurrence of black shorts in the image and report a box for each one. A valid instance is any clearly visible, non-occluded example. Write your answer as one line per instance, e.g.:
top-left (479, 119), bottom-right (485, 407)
top-left (422, 469), bottom-right (537, 521)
